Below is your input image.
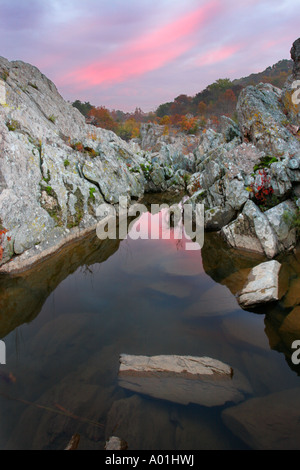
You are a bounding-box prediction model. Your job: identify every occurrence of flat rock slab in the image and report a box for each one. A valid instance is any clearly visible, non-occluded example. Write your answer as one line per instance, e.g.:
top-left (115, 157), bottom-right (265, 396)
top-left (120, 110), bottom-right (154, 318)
top-left (222, 387), bottom-right (300, 450)
top-left (237, 260), bottom-right (282, 308)
top-left (118, 354), bottom-right (252, 407)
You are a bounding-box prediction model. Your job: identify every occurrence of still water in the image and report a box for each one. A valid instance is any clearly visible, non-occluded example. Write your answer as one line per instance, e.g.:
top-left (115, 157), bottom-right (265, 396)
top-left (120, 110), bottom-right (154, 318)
top-left (0, 203), bottom-right (300, 450)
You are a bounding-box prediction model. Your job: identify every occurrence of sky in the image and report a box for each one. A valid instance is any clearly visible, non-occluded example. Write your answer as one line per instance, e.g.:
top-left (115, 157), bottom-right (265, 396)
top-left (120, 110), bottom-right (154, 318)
top-left (0, 0), bottom-right (299, 112)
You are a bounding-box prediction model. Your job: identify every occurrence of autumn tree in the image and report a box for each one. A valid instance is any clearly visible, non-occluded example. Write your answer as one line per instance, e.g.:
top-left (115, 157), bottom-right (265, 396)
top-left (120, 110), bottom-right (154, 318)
top-left (116, 118), bottom-right (140, 141)
top-left (88, 106), bottom-right (117, 131)
top-left (179, 116), bottom-right (199, 134)
top-left (171, 94), bottom-right (192, 116)
top-left (197, 101), bottom-right (207, 116)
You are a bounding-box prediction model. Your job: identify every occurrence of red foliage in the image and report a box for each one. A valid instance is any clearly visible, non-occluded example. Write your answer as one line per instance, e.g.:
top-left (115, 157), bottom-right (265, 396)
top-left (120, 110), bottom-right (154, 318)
top-left (250, 169), bottom-right (274, 205)
top-left (88, 106), bottom-right (117, 131)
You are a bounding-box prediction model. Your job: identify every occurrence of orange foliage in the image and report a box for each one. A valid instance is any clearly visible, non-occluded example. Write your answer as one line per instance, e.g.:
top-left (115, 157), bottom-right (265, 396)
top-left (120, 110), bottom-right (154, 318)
top-left (88, 106), bottom-right (117, 131)
top-left (179, 116), bottom-right (199, 134)
top-left (160, 115), bottom-right (171, 126)
top-left (198, 101), bottom-right (207, 115)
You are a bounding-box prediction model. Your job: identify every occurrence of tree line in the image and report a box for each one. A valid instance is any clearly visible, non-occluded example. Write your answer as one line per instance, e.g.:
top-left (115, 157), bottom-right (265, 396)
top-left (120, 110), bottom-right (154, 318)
top-left (72, 59), bottom-right (292, 141)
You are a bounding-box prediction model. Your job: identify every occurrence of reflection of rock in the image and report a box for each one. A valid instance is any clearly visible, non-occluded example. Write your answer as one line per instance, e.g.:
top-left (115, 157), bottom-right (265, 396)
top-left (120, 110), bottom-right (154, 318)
top-left (222, 315), bottom-right (270, 351)
top-left (222, 388), bottom-right (300, 450)
top-left (240, 351), bottom-right (298, 396)
top-left (118, 354), bottom-right (252, 407)
top-left (106, 394), bottom-right (247, 450)
top-left (279, 306), bottom-right (300, 348)
top-left (202, 232), bottom-right (265, 287)
top-left (283, 277), bottom-right (300, 308)
top-left (160, 255), bottom-right (203, 276)
top-left (148, 280), bottom-right (191, 298)
top-left (237, 260), bottom-right (282, 308)
top-left (0, 233), bottom-right (121, 338)
top-left (184, 284), bottom-right (240, 318)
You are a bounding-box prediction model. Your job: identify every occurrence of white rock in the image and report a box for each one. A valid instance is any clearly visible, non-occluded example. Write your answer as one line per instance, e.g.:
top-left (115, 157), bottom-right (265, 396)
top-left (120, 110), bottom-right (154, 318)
top-left (105, 436), bottom-right (128, 450)
top-left (238, 260), bottom-right (282, 307)
top-left (118, 354), bottom-right (252, 407)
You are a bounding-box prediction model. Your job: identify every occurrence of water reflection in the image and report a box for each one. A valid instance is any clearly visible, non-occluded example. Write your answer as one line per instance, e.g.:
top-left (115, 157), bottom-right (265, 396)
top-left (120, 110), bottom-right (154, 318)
top-left (0, 197), bottom-right (300, 449)
top-left (202, 234), bottom-right (300, 376)
top-left (0, 234), bottom-right (122, 338)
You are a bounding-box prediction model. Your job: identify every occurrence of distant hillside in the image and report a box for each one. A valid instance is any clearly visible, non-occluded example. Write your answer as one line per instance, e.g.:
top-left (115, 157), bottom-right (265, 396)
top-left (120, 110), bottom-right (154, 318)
top-left (232, 59), bottom-right (292, 88)
top-left (72, 59), bottom-right (294, 138)
top-left (155, 59), bottom-right (293, 122)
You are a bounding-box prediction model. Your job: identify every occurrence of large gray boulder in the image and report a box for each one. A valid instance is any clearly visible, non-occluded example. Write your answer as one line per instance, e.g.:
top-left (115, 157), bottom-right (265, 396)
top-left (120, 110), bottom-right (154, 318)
top-left (237, 82), bottom-right (300, 157)
top-left (221, 200), bottom-right (279, 258)
top-left (282, 37), bottom-right (300, 125)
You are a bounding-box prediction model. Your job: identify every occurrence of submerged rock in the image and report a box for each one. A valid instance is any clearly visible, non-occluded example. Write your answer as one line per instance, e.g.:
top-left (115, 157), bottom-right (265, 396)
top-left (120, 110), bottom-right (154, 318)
top-left (222, 387), bottom-right (300, 450)
top-left (105, 436), bottom-right (128, 451)
top-left (118, 354), bottom-right (252, 407)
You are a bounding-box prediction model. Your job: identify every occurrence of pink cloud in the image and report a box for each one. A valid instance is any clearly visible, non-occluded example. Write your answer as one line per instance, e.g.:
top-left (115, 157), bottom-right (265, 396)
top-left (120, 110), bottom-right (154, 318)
top-left (59, 1), bottom-right (221, 89)
top-left (198, 44), bottom-right (242, 66)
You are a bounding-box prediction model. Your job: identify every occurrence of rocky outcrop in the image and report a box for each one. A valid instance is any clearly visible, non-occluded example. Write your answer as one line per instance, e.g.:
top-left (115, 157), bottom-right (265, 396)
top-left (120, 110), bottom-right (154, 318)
top-left (237, 83), bottom-right (299, 156)
top-left (0, 57), bottom-right (150, 269)
top-left (184, 38), bottom-right (300, 258)
top-left (282, 38), bottom-right (300, 125)
top-left (1, 38), bottom-right (300, 272)
top-left (291, 38), bottom-right (300, 78)
top-left (0, 58), bottom-right (196, 271)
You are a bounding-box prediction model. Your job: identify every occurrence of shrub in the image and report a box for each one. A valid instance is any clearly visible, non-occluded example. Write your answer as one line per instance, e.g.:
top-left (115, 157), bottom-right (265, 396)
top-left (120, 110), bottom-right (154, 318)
top-left (6, 120), bottom-right (21, 132)
top-left (48, 115), bottom-right (57, 124)
top-left (253, 155), bottom-right (278, 172)
top-left (249, 169), bottom-right (275, 209)
top-left (71, 141), bottom-right (84, 152)
top-left (28, 82), bottom-right (38, 90)
top-left (1, 70), bottom-right (9, 82)
top-left (89, 187), bottom-right (96, 201)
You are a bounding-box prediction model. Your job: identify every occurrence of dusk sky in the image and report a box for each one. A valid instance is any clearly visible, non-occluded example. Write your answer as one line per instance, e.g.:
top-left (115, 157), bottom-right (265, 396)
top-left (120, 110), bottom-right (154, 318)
top-left (0, 0), bottom-right (299, 112)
